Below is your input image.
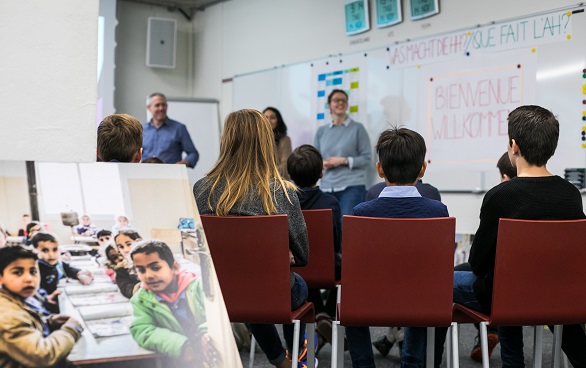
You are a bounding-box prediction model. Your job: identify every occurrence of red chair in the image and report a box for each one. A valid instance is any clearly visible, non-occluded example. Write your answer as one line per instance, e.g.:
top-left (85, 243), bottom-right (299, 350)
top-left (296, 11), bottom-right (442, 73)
top-left (200, 214), bottom-right (316, 368)
top-left (297, 209), bottom-right (336, 289)
top-left (451, 219), bottom-right (586, 368)
top-left (333, 216), bottom-right (457, 368)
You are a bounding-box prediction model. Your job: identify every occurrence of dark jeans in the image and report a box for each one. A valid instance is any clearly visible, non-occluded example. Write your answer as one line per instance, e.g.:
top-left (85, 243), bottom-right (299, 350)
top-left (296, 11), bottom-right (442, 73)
top-left (402, 271), bottom-right (586, 368)
top-left (249, 272), bottom-right (308, 365)
top-left (346, 326), bottom-right (375, 368)
top-left (332, 185), bottom-right (366, 216)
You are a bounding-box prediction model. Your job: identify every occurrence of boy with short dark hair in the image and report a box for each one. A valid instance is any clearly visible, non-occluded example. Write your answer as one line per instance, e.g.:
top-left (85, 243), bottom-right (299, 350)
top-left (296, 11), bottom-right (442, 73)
top-left (287, 144), bottom-right (342, 351)
top-left (97, 113), bottom-right (143, 163)
top-left (0, 246), bottom-right (83, 367)
top-left (32, 233), bottom-right (93, 313)
top-left (405, 105), bottom-right (586, 368)
top-left (92, 229), bottom-right (112, 257)
top-left (96, 229), bottom-right (112, 248)
top-left (496, 151), bottom-right (516, 181)
top-left (345, 127), bottom-right (448, 367)
top-left (130, 240), bottom-right (218, 366)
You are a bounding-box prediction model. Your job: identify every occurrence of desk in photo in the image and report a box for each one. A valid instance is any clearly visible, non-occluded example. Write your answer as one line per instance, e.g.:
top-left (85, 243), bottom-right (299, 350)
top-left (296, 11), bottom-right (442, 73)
top-left (60, 289), bottom-right (162, 366)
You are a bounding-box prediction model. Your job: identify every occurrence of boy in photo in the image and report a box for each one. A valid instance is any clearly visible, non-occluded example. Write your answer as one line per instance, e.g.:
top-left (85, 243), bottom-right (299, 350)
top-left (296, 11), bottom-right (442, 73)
top-left (130, 240), bottom-right (218, 366)
top-left (0, 246), bottom-right (83, 367)
top-left (32, 233), bottom-right (93, 313)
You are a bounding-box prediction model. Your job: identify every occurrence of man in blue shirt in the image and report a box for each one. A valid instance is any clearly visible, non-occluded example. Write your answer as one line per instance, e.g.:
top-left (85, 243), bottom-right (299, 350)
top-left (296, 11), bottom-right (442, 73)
top-left (143, 93), bottom-right (199, 168)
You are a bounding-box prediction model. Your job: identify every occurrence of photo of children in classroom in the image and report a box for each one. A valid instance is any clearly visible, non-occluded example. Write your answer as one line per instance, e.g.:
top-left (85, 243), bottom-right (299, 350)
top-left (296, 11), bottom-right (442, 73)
top-left (0, 161), bottom-right (241, 368)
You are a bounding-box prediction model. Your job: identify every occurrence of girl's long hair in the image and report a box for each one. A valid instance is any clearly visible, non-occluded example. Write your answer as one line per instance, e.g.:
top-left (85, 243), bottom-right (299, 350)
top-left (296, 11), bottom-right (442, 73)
top-left (205, 109), bottom-right (296, 216)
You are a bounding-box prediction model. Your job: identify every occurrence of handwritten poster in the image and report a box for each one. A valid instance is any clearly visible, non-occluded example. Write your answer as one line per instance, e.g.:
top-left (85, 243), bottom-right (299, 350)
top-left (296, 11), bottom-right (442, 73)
top-left (311, 54), bottom-right (368, 126)
top-left (387, 10), bottom-right (572, 67)
top-left (419, 49), bottom-right (537, 171)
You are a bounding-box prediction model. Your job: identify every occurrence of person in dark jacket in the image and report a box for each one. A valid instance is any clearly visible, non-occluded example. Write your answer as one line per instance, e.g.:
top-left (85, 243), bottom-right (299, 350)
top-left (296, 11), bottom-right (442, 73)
top-left (288, 144), bottom-right (342, 353)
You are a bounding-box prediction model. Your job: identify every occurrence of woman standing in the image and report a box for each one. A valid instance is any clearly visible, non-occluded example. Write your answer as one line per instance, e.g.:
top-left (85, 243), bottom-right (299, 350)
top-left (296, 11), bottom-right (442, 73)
top-left (314, 89), bottom-right (371, 215)
top-left (193, 109), bottom-right (311, 368)
top-left (263, 107), bottom-right (292, 180)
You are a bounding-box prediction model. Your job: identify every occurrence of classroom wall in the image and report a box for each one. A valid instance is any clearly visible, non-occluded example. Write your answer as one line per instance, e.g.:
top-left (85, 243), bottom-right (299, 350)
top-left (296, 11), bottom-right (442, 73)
top-left (0, 162), bottom-right (30, 235)
top-left (114, 0), bottom-right (581, 233)
top-left (0, 0), bottom-right (98, 163)
top-left (114, 1), bottom-right (223, 122)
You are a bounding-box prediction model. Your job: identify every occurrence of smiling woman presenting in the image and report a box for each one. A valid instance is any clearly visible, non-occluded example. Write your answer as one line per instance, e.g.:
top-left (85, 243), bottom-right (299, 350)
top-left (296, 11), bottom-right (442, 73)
top-left (314, 89), bottom-right (372, 215)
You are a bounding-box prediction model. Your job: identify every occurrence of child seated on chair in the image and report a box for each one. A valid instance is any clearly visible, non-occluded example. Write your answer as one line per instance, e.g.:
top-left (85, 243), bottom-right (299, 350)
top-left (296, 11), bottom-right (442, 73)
top-left (194, 109), bottom-right (311, 368)
top-left (129, 240), bottom-right (218, 366)
top-left (404, 105), bottom-right (586, 368)
top-left (32, 233), bottom-right (93, 314)
top-left (0, 246), bottom-right (83, 367)
top-left (345, 127), bottom-right (449, 368)
top-left (287, 144), bottom-right (342, 353)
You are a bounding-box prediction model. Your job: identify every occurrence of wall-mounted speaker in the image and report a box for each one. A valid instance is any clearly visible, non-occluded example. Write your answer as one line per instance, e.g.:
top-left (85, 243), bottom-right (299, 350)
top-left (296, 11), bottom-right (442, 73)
top-left (146, 17), bottom-right (176, 69)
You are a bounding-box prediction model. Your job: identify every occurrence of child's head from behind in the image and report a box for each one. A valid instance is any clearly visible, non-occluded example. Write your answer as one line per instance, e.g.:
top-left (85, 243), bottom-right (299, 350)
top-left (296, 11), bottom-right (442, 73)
top-left (97, 114), bottom-right (143, 163)
top-left (497, 152), bottom-right (517, 182)
top-left (218, 109), bottom-right (276, 169)
top-left (131, 240), bottom-right (178, 293)
top-left (114, 230), bottom-right (142, 257)
top-left (508, 105), bottom-right (559, 167)
top-left (287, 144), bottom-right (323, 188)
top-left (31, 233), bottom-right (60, 266)
top-left (0, 246), bottom-right (39, 299)
top-left (376, 127), bottom-right (427, 185)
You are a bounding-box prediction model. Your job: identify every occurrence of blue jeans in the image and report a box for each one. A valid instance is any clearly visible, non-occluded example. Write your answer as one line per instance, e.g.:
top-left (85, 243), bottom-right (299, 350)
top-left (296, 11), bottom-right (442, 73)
top-left (249, 272), bottom-right (308, 365)
top-left (346, 326), bottom-right (375, 368)
top-left (402, 271), bottom-right (526, 368)
top-left (401, 271), bottom-right (484, 368)
top-left (332, 185), bottom-right (366, 216)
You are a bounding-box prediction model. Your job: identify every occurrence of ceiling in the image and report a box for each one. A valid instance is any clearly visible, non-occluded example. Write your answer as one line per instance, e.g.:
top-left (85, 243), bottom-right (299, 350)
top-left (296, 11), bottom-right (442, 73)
top-left (121, 0), bottom-right (231, 19)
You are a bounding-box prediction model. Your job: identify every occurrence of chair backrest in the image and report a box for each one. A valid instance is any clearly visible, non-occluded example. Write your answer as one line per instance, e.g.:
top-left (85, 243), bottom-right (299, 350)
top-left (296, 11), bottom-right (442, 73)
top-left (339, 216), bottom-right (456, 327)
top-left (491, 218), bottom-right (586, 326)
top-left (297, 209), bottom-right (336, 289)
top-left (199, 214), bottom-right (292, 324)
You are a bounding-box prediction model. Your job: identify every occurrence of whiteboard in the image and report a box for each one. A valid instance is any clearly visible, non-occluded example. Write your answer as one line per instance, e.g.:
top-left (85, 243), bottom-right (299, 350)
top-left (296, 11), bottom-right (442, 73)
top-left (233, 6), bottom-right (586, 191)
top-left (147, 98), bottom-right (221, 188)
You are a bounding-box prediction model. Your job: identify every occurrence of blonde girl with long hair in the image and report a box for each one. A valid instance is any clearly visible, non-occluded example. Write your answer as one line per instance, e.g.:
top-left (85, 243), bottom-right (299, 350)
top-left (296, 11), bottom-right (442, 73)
top-left (193, 109), bottom-right (311, 368)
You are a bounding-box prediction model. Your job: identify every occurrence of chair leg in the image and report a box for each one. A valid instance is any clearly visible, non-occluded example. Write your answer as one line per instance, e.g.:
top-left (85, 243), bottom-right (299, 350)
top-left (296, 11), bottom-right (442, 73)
top-left (551, 325), bottom-right (563, 368)
top-left (331, 321), bottom-right (344, 368)
top-left (307, 322), bottom-right (316, 368)
top-left (533, 325), bottom-right (543, 368)
top-left (479, 322), bottom-right (490, 368)
top-left (447, 325), bottom-right (452, 368)
top-left (451, 322), bottom-right (460, 368)
top-left (292, 320), bottom-right (301, 365)
top-left (426, 327), bottom-right (435, 368)
top-left (249, 335), bottom-right (256, 368)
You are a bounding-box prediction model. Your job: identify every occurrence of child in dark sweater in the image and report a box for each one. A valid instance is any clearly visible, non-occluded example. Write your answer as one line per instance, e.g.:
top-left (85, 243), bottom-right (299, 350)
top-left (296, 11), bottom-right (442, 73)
top-left (32, 233), bottom-right (93, 313)
top-left (346, 128), bottom-right (448, 367)
top-left (287, 144), bottom-right (342, 353)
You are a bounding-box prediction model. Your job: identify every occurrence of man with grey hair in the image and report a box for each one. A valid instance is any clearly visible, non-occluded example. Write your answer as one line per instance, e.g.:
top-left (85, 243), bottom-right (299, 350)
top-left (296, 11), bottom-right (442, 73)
top-left (142, 92), bottom-right (199, 168)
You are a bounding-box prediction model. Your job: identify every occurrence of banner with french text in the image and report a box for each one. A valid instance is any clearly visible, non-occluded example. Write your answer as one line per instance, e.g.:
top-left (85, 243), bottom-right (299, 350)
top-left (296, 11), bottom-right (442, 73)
top-left (387, 10), bottom-right (572, 68)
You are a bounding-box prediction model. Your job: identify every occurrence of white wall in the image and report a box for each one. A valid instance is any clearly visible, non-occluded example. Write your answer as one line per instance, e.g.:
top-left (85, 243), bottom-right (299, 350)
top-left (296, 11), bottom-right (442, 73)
top-left (0, 0), bottom-right (98, 163)
top-left (114, 0), bottom-right (582, 233)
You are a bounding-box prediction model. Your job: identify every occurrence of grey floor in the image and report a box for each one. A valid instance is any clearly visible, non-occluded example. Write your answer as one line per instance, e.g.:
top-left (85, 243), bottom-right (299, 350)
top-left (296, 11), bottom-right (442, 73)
top-left (239, 324), bottom-right (559, 368)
